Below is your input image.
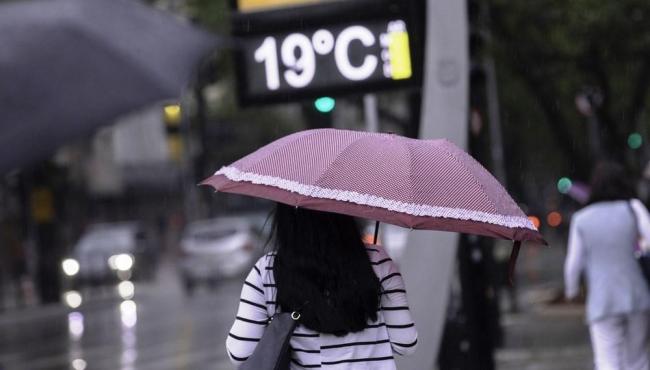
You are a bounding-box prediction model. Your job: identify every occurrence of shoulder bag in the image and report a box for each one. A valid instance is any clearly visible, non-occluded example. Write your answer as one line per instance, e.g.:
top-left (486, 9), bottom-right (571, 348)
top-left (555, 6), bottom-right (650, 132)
top-left (239, 310), bottom-right (301, 370)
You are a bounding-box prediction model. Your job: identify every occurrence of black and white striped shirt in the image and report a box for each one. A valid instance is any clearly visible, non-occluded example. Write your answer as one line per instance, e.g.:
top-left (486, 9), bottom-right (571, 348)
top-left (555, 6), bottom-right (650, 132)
top-left (226, 244), bottom-right (417, 369)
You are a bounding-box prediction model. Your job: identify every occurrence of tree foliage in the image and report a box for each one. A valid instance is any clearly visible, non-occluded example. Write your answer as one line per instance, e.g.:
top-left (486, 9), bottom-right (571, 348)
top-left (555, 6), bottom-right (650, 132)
top-left (488, 0), bottom-right (650, 197)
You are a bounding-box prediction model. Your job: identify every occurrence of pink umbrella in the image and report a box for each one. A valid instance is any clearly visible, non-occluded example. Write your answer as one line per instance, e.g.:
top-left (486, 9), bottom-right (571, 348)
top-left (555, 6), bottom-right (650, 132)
top-left (201, 129), bottom-right (545, 277)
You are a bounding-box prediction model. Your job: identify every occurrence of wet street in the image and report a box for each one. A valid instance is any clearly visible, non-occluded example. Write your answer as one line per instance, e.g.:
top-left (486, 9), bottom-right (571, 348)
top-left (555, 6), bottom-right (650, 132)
top-left (0, 261), bottom-right (242, 370)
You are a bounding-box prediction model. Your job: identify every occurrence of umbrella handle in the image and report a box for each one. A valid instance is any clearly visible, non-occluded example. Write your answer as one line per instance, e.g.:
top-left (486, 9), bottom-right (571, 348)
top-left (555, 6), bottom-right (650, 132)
top-left (373, 221), bottom-right (380, 245)
top-left (508, 241), bottom-right (521, 286)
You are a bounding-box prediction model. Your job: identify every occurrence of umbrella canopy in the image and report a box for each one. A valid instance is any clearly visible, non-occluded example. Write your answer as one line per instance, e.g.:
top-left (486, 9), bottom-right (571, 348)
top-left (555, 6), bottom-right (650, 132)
top-left (0, 0), bottom-right (219, 173)
top-left (201, 128), bottom-right (545, 244)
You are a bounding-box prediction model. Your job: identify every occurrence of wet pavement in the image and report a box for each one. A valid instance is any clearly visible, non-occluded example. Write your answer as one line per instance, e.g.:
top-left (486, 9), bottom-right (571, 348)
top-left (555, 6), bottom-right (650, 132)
top-left (495, 236), bottom-right (594, 370)
top-left (0, 261), bottom-right (240, 370)
top-left (0, 234), bottom-right (594, 370)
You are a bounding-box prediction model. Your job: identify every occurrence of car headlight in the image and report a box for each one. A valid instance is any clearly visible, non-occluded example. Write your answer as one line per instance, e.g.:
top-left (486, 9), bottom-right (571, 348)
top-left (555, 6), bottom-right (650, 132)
top-left (62, 258), bottom-right (80, 277)
top-left (109, 254), bottom-right (134, 271)
top-left (64, 290), bottom-right (83, 309)
top-left (117, 281), bottom-right (135, 300)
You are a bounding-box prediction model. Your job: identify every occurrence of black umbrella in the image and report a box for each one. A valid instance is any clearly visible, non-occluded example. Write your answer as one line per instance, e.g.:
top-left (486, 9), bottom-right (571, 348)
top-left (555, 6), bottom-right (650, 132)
top-left (0, 0), bottom-right (220, 173)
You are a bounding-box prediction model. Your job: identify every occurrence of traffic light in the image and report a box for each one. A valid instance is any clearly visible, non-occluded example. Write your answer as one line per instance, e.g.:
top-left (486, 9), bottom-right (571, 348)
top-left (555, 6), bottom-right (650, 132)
top-left (303, 97), bottom-right (334, 129)
top-left (628, 132), bottom-right (643, 150)
top-left (314, 96), bottom-right (336, 113)
top-left (163, 103), bottom-right (182, 162)
top-left (557, 177), bottom-right (572, 194)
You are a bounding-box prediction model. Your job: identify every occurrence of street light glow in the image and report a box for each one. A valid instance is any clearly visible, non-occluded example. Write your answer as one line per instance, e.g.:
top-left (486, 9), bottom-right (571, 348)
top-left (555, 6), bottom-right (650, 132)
top-left (163, 103), bottom-right (181, 124)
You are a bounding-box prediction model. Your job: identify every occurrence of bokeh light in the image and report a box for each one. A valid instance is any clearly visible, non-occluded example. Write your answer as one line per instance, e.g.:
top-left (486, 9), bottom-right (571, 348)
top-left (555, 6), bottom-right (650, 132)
top-left (527, 216), bottom-right (541, 229)
top-left (163, 103), bottom-right (181, 124)
top-left (71, 359), bottom-right (87, 370)
top-left (557, 177), bottom-right (572, 194)
top-left (118, 281), bottom-right (135, 300)
top-left (62, 258), bottom-right (80, 276)
top-left (628, 133), bottom-right (643, 150)
top-left (64, 291), bottom-right (83, 309)
top-left (314, 97), bottom-right (336, 113)
top-left (68, 312), bottom-right (84, 340)
top-left (547, 211), bottom-right (562, 227)
top-left (120, 300), bottom-right (138, 328)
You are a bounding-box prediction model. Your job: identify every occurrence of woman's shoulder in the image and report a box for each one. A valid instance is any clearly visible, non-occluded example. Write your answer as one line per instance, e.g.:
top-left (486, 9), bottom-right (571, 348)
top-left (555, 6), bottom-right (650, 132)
top-left (252, 252), bottom-right (276, 273)
top-left (575, 200), bottom-right (632, 220)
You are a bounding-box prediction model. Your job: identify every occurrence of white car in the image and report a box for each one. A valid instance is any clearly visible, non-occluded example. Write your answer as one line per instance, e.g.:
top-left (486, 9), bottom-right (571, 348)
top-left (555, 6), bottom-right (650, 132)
top-left (179, 215), bottom-right (265, 294)
top-left (63, 222), bottom-right (156, 286)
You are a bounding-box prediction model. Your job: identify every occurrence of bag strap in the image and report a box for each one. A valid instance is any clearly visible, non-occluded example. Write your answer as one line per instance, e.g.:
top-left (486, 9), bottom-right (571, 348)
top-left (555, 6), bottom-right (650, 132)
top-left (628, 200), bottom-right (640, 230)
top-left (627, 201), bottom-right (643, 254)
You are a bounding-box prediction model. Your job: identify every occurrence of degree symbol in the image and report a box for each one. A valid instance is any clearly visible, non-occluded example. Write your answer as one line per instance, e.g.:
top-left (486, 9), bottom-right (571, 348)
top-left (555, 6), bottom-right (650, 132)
top-left (312, 29), bottom-right (335, 55)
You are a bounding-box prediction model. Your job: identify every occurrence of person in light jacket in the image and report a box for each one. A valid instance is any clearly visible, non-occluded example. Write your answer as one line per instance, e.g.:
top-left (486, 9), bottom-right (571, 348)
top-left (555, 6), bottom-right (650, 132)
top-left (565, 161), bottom-right (650, 370)
top-left (226, 203), bottom-right (418, 369)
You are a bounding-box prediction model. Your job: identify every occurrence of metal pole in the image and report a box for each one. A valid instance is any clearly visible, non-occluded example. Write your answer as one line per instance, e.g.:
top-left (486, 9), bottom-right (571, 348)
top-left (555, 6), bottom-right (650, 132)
top-left (396, 0), bottom-right (468, 368)
top-left (484, 58), bottom-right (507, 185)
top-left (363, 94), bottom-right (379, 133)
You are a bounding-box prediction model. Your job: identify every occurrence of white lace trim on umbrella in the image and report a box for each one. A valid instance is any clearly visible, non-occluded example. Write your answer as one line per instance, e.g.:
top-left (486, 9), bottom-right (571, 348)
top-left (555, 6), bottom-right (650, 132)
top-left (216, 166), bottom-right (537, 231)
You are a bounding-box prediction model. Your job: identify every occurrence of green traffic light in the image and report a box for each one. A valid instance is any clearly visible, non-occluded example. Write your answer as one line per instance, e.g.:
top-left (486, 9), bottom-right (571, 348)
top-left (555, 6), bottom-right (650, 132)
top-left (314, 97), bottom-right (335, 113)
top-left (557, 177), bottom-right (572, 194)
top-left (628, 133), bottom-right (643, 150)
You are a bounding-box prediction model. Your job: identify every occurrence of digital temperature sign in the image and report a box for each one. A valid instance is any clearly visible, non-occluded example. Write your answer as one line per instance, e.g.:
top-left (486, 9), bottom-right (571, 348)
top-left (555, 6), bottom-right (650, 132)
top-left (231, 0), bottom-right (422, 104)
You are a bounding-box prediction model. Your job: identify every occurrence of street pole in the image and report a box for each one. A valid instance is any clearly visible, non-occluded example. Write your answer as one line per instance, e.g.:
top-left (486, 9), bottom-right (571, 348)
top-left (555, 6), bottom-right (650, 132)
top-left (363, 94), bottom-right (379, 133)
top-left (396, 0), bottom-right (468, 368)
top-left (485, 58), bottom-right (507, 185)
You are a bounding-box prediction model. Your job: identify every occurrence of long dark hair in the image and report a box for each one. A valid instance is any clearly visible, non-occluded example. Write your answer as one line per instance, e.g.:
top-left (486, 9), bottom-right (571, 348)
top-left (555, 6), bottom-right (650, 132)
top-left (588, 161), bottom-right (636, 204)
top-left (271, 203), bottom-right (381, 336)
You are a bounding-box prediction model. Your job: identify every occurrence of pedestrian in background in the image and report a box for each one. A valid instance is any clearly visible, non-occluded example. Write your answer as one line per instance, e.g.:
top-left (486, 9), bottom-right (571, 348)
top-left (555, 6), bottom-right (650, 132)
top-left (226, 202), bottom-right (418, 369)
top-left (564, 161), bottom-right (650, 370)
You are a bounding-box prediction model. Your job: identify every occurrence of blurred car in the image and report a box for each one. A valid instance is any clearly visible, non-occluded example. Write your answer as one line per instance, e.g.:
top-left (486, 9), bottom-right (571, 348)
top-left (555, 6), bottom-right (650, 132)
top-left (61, 222), bottom-right (157, 288)
top-left (179, 215), bottom-right (265, 295)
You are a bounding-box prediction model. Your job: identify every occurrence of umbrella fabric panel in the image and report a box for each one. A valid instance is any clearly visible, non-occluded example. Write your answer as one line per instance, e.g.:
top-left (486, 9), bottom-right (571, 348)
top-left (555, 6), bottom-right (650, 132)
top-left (1, 27), bottom-right (166, 172)
top-left (224, 129), bottom-right (528, 223)
top-left (436, 140), bottom-right (525, 217)
top-left (0, 0), bottom-right (218, 173)
top-left (313, 133), bottom-right (414, 204)
top-left (204, 129), bottom-right (541, 241)
top-left (241, 129), bottom-right (362, 184)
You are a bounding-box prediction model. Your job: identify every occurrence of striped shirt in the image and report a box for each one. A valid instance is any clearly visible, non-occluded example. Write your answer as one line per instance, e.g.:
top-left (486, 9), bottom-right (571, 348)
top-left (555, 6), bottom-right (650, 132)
top-left (226, 244), bottom-right (417, 369)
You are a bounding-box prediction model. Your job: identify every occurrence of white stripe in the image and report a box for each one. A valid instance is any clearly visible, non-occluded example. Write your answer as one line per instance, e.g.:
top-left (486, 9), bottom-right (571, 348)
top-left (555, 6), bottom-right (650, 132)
top-left (215, 166), bottom-right (536, 231)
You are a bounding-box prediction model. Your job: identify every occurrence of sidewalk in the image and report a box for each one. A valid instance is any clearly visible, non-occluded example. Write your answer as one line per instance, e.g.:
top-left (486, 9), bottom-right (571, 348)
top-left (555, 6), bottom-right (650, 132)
top-left (495, 236), bottom-right (594, 370)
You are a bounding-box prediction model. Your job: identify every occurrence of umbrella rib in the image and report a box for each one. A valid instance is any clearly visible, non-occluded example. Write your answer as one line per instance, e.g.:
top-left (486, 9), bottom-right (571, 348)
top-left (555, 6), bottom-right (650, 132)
top-left (404, 140), bottom-right (417, 209)
top-left (437, 142), bottom-right (501, 216)
top-left (310, 135), bottom-right (367, 193)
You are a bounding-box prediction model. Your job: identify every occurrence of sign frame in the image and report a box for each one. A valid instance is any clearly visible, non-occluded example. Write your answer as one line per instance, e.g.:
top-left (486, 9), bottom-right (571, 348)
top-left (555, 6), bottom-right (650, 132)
top-left (230, 0), bottom-right (424, 105)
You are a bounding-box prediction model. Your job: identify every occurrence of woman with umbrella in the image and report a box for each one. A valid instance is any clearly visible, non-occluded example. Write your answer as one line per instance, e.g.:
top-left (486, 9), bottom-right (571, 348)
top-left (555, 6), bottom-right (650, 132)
top-left (203, 128), bottom-right (544, 369)
top-left (225, 203), bottom-right (418, 368)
